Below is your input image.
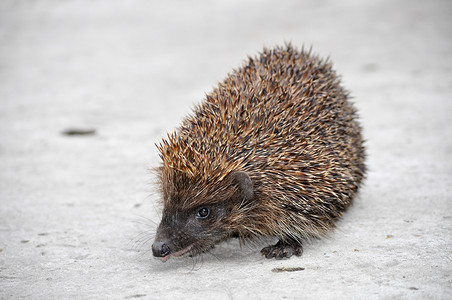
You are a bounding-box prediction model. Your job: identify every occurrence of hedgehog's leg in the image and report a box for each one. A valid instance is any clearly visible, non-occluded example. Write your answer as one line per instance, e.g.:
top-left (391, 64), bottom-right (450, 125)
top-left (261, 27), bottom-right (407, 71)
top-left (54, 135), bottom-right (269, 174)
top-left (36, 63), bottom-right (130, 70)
top-left (261, 240), bottom-right (303, 259)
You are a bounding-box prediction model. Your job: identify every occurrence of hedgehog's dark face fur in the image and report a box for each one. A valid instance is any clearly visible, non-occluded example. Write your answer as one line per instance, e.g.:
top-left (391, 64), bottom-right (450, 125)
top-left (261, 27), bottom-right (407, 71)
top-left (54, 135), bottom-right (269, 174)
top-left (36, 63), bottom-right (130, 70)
top-left (152, 170), bottom-right (254, 261)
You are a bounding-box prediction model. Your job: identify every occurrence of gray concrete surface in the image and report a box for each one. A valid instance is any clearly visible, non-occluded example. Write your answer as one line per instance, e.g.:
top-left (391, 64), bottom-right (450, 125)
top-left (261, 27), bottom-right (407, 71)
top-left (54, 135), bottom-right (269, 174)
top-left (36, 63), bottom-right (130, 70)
top-left (1, 0), bottom-right (451, 299)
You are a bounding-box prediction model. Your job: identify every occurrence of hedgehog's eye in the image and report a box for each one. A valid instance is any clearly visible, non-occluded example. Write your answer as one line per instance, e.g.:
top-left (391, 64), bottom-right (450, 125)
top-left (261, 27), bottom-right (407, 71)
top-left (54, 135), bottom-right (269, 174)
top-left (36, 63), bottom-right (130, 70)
top-left (196, 207), bottom-right (210, 219)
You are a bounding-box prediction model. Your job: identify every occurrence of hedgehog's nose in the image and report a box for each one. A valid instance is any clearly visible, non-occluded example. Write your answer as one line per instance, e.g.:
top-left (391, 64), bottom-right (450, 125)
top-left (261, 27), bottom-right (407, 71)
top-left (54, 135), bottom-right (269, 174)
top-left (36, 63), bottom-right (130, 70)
top-left (152, 241), bottom-right (171, 257)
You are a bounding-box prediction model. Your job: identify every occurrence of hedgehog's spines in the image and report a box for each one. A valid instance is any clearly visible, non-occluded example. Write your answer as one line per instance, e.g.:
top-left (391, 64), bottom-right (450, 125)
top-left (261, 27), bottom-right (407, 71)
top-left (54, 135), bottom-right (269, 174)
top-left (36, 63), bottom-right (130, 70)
top-left (154, 44), bottom-right (366, 259)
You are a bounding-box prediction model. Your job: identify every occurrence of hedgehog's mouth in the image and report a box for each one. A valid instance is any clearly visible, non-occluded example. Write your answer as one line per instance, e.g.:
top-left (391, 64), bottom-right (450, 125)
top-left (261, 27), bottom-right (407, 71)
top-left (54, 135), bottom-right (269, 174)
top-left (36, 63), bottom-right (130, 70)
top-left (161, 244), bottom-right (194, 262)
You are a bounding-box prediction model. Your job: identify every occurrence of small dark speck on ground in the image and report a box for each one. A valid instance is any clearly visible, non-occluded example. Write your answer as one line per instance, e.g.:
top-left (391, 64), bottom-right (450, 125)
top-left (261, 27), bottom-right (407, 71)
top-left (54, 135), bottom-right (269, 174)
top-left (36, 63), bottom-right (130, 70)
top-left (409, 287), bottom-right (419, 290)
top-left (20, 240), bottom-right (29, 244)
top-left (62, 128), bottom-right (96, 136)
top-left (134, 203), bottom-right (142, 208)
top-left (125, 294), bottom-right (147, 299)
top-left (38, 233), bottom-right (49, 236)
top-left (272, 267), bottom-right (305, 273)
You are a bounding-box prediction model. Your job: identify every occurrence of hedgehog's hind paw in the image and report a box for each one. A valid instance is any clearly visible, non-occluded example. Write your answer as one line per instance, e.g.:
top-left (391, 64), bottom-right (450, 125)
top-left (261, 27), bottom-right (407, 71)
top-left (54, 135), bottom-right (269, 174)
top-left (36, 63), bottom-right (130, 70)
top-left (261, 240), bottom-right (303, 259)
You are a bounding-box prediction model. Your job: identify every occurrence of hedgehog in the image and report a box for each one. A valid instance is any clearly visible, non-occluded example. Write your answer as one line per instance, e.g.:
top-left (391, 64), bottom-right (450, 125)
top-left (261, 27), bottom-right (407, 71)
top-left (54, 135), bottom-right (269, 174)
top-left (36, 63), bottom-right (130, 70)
top-left (151, 44), bottom-right (366, 261)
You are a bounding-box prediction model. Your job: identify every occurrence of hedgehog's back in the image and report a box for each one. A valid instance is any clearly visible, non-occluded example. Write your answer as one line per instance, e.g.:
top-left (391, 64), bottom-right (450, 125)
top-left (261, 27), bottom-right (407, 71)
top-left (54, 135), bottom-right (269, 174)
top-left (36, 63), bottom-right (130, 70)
top-left (159, 45), bottom-right (365, 233)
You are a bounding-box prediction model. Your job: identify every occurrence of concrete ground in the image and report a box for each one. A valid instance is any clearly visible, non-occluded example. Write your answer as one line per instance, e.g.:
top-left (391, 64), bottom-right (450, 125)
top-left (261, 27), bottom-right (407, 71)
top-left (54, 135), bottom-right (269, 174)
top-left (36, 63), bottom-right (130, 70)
top-left (1, 0), bottom-right (451, 299)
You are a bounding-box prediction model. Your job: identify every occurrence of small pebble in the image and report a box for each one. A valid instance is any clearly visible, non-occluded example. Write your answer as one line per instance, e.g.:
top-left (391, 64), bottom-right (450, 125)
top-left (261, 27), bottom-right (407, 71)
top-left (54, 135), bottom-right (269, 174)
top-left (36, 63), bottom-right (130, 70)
top-left (62, 128), bottom-right (96, 136)
top-left (272, 267), bottom-right (305, 273)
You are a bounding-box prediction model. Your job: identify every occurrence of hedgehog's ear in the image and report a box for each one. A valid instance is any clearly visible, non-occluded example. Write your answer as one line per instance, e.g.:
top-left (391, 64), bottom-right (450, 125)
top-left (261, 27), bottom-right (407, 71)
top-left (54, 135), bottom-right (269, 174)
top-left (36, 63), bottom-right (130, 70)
top-left (230, 171), bottom-right (254, 201)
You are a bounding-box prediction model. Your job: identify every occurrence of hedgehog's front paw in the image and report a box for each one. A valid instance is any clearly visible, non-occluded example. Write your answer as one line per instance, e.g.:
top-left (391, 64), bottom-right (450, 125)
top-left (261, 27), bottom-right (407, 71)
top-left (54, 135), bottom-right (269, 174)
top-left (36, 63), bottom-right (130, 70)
top-left (261, 240), bottom-right (303, 259)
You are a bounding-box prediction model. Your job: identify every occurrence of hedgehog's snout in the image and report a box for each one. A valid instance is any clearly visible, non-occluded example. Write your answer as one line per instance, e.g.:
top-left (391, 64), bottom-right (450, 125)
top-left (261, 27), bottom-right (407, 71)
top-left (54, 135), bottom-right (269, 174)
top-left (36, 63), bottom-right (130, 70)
top-left (152, 241), bottom-right (171, 257)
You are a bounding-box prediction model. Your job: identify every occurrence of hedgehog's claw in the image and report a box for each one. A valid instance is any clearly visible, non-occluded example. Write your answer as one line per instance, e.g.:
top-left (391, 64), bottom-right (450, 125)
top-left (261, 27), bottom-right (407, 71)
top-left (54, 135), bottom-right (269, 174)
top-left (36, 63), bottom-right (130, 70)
top-left (261, 240), bottom-right (303, 259)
